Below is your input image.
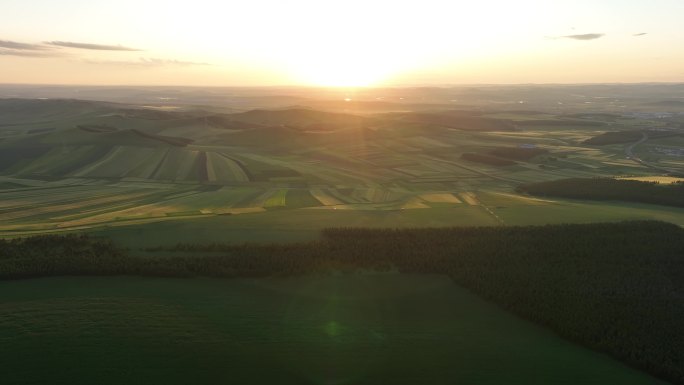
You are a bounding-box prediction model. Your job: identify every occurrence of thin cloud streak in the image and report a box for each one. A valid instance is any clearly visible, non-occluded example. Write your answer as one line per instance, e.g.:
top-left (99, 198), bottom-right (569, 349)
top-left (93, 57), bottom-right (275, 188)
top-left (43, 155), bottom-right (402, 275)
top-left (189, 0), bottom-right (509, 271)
top-left (633, 33), bottom-right (648, 37)
top-left (0, 49), bottom-right (67, 58)
top-left (46, 41), bottom-right (142, 51)
top-left (0, 39), bottom-right (49, 50)
top-left (83, 58), bottom-right (210, 67)
top-left (561, 33), bottom-right (605, 41)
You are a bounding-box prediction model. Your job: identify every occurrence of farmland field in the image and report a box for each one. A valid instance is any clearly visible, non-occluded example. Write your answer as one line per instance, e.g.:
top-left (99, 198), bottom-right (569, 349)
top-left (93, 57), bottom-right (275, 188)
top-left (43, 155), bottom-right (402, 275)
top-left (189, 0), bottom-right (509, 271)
top-left (0, 274), bottom-right (668, 385)
top-left (1, 96), bottom-right (683, 245)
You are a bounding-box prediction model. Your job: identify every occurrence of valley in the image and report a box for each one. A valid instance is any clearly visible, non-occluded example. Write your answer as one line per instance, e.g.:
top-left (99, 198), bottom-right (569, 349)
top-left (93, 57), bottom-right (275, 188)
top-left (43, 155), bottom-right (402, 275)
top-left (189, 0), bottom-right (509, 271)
top-left (1, 86), bottom-right (683, 245)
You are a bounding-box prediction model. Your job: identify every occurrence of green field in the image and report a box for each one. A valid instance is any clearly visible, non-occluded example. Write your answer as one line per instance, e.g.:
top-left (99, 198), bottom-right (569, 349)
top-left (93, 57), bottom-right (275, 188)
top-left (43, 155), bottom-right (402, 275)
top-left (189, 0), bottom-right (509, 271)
top-left (0, 274), bottom-right (668, 385)
top-left (1, 98), bottom-right (683, 244)
top-left (78, 200), bottom-right (682, 249)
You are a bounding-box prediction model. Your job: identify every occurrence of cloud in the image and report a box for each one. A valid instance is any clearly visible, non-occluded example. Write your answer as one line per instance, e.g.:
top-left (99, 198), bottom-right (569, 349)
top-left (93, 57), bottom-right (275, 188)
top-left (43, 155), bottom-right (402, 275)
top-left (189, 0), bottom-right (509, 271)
top-left (0, 48), bottom-right (67, 58)
top-left (0, 38), bottom-right (141, 58)
top-left (0, 39), bottom-right (74, 58)
top-left (84, 57), bottom-right (210, 67)
top-left (46, 41), bottom-right (142, 51)
top-left (561, 33), bottom-right (605, 41)
top-left (633, 33), bottom-right (648, 37)
top-left (0, 38), bottom-right (65, 58)
top-left (0, 39), bottom-right (49, 50)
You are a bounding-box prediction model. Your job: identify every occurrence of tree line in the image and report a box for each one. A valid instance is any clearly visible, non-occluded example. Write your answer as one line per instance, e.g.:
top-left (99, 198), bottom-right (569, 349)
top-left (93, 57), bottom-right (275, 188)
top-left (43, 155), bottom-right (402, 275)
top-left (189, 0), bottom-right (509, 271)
top-left (517, 177), bottom-right (684, 207)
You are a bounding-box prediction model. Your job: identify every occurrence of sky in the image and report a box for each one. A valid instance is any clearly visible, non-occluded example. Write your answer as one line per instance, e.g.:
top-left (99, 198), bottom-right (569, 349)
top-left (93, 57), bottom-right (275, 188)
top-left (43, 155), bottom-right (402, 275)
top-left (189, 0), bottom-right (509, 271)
top-left (1, 0), bottom-right (683, 86)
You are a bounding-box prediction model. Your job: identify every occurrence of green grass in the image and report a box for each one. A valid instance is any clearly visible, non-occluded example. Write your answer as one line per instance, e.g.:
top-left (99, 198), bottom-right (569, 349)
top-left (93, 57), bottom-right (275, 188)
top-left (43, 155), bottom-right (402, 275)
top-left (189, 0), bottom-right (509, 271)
top-left (478, 191), bottom-right (684, 226)
top-left (1, 101), bottom-right (682, 244)
top-left (285, 189), bottom-right (323, 209)
top-left (5, 188), bottom-right (684, 248)
top-left (90, 206), bottom-right (499, 249)
top-left (264, 188), bottom-right (288, 208)
top-left (0, 181), bottom-right (24, 189)
top-left (0, 275), bottom-right (667, 385)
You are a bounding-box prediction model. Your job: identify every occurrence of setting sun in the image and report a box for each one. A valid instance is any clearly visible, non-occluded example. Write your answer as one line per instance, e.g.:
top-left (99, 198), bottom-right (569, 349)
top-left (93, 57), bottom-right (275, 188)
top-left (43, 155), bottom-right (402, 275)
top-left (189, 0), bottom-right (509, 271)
top-left (2, 0), bottom-right (683, 85)
top-left (289, 59), bottom-right (389, 87)
top-left (284, 49), bottom-right (405, 87)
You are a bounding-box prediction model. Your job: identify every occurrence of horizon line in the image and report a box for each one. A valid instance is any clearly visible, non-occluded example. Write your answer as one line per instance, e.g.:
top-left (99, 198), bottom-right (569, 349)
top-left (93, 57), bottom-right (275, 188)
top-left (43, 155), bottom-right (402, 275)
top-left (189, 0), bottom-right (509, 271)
top-left (1, 81), bottom-right (683, 89)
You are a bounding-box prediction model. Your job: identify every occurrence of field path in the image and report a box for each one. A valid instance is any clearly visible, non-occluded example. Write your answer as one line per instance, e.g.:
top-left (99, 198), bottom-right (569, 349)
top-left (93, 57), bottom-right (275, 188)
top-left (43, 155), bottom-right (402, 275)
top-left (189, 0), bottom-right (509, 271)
top-left (216, 153), bottom-right (250, 182)
top-left (460, 191), bottom-right (505, 225)
top-left (72, 147), bottom-right (122, 177)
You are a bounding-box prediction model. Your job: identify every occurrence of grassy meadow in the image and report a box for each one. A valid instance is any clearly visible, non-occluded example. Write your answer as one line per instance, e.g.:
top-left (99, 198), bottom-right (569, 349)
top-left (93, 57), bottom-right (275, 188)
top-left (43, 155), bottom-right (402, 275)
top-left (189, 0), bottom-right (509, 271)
top-left (0, 275), bottom-right (669, 385)
top-left (1, 98), bottom-right (683, 245)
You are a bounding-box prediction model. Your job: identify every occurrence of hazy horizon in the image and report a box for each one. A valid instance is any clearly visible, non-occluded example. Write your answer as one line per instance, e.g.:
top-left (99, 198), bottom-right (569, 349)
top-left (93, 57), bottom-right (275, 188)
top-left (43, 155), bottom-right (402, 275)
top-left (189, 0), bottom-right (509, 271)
top-left (2, 81), bottom-right (684, 88)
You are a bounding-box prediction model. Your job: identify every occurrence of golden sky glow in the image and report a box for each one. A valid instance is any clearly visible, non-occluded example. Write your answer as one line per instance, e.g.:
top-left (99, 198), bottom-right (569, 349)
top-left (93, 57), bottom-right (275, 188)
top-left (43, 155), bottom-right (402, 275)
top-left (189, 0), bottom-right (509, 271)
top-left (1, 0), bottom-right (683, 86)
